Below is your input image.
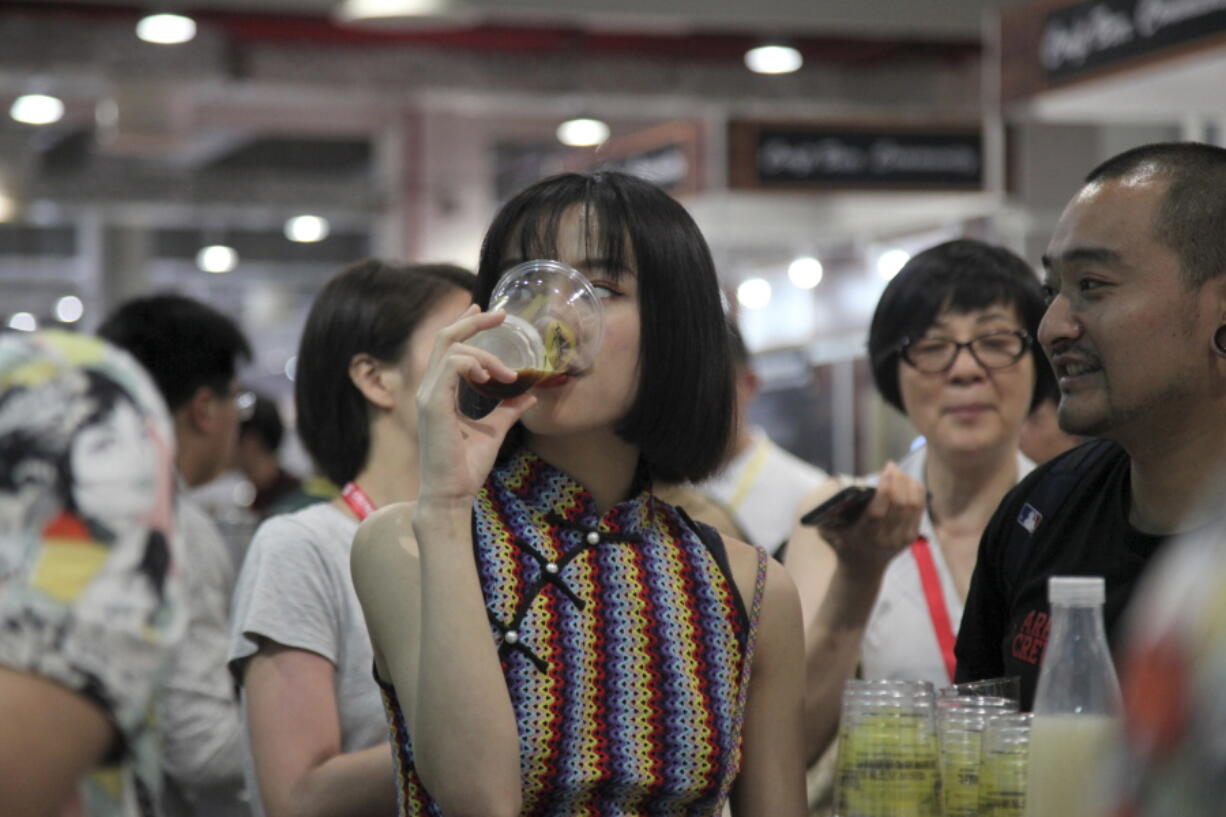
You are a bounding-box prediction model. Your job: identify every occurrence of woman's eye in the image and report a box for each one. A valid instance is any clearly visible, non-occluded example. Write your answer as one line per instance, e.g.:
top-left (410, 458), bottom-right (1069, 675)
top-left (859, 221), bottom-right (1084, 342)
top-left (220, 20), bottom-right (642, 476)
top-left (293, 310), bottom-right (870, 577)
top-left (913, 340), bottom-right (950, 355)
top-left (591, 284), bottom-right (621, 299)
top-left (1041, 284), bottom-right (1059, 304)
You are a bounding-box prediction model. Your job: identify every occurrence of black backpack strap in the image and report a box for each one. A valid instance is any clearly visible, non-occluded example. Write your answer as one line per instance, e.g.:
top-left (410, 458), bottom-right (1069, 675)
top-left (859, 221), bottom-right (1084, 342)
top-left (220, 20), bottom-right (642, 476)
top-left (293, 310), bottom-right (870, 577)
top-left (1001, 439), bottom-right (1117, 597)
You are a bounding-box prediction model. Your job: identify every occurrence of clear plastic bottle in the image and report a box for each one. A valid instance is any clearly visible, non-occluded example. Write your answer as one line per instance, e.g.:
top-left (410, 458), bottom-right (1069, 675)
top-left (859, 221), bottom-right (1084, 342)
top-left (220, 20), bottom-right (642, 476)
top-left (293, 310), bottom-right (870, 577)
top-left (1024, 576), bottom-right (1122, 817)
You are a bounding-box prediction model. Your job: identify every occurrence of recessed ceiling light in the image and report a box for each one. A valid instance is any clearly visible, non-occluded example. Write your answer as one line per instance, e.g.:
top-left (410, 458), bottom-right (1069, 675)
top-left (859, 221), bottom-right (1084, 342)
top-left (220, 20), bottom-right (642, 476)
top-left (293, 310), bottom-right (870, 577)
top-left (8, 312), bottom-right (38, 332)
top-left (10, 94), bottom-right (64, 126)
top-left (284, 215), bottom-right (330, 243)
top-left (55, 295), bottom-right (84, 324)
top-left (736, 277), bottom-right (773, 310)
top-left (556, 118), bottom-right (610, 148)
top-left (197, 245), bottom-right (239, 274)
top-left (136, 13), bottom-right (197, 44)
top-left (877, 249), bottom-right (911, 280)
top-left (744, 45), bottom-right (803, 75)
top-left (788, 256), bottom-right (823, 289)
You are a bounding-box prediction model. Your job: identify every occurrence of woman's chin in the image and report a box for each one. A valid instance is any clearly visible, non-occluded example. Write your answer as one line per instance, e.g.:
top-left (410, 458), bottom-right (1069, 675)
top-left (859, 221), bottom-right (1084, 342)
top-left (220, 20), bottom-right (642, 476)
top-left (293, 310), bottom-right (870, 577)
top-left (928, 426), bottom-right (1014, 457)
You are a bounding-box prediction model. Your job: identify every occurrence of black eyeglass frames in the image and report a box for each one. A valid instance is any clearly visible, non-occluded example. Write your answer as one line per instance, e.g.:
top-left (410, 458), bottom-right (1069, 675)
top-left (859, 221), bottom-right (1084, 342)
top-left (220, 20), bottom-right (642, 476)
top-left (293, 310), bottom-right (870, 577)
top-left (897, 330), bottom-right (1032, 374)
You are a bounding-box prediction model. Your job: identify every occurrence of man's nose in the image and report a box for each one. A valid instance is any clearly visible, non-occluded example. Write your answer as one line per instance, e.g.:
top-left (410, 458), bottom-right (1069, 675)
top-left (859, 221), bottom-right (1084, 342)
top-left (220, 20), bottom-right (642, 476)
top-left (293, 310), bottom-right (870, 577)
top-left (1038, 294), bottom-right (1079, 354)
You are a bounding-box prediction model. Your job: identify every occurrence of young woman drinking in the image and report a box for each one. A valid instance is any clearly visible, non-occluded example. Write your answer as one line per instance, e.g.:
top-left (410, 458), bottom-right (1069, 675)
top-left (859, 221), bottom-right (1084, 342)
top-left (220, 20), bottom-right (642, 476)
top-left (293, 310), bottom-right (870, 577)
top-left (352, 172), bottom-right (806, 817)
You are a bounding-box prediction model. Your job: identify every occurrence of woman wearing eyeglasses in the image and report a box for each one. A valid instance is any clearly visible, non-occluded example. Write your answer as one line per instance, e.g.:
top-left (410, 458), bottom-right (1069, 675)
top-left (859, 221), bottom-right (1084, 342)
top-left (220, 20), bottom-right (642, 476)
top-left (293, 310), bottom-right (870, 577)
top-left (783, 239), bottom-right (1057, 765)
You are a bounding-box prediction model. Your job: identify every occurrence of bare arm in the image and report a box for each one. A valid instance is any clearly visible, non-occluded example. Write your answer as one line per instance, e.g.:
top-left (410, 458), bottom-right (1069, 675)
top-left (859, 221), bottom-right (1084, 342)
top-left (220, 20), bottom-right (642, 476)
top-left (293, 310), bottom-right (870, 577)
top-left (729, 556), bottom-right (807, 817)
top-left (352, 305), bottom-right (537, 817)
top-left (242, 645), bottom-right (395, 817)
top-left (0, 667), bottom-right (114, 817)
top-left (352, 504), bottom-right (522, 817)
top-left (782, 465), bottom-right (925, 765)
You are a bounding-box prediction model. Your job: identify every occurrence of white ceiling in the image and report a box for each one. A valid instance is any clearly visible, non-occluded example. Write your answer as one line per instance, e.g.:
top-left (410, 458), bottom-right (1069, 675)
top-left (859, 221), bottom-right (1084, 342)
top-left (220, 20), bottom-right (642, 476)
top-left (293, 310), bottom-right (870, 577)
top-left (44, 0), bottom-right (1014, 38)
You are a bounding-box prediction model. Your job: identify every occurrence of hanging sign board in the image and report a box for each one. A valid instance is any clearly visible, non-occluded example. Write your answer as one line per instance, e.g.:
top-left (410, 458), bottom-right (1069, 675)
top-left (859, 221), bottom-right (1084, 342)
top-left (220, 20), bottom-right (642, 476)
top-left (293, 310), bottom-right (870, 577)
top-left (1002, 0), bottom-right (1226, 100)
top-left (729, 121), bottom-right (983, 191)
top-left (568, 120), bottom-right (702, 195)
top-left (1041, 0), bottom-right (1226, 79)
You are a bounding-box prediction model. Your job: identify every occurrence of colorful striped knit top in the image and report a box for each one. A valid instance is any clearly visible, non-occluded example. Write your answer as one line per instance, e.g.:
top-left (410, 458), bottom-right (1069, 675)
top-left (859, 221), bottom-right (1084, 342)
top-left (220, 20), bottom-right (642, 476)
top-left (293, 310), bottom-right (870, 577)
top-left (378, 445), bottom-right (768, 817)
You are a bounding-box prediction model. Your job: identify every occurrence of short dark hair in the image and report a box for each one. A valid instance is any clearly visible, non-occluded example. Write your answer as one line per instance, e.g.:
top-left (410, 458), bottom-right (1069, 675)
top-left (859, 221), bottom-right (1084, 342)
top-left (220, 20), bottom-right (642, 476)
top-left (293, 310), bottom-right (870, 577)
top-left (1085, 142), bottom-right (1226, 288)
top-left (867, 239), bottom-right (1056, 414)
top-left (295, 259), bottom-right (475, 487)
top-left (476, 172), bottom-right (734, 483)
top-left (240, 393), bottom-right (284, 453)
top-left (97, 294), bottom-right (252, 412)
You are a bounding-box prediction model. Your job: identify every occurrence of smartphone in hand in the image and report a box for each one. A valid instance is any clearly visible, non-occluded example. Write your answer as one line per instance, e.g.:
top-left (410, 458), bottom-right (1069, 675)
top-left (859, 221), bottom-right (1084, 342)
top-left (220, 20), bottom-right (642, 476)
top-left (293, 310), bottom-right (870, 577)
top-left (800, 485), bottom-right (876, 529)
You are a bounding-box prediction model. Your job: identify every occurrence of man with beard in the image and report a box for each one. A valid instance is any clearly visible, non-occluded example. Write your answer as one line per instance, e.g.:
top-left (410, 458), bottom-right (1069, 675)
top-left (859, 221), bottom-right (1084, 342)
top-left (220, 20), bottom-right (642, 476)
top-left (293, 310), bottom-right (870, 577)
top-left (954, 142), bottom-right (1226, 710)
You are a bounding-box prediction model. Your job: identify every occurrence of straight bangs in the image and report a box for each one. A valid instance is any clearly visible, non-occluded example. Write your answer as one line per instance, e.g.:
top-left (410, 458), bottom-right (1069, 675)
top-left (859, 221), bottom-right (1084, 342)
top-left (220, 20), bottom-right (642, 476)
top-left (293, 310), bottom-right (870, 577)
top-left (477, 171), bottom-right (735, 484)
top-left (477, 175), bottom-right (633, 306)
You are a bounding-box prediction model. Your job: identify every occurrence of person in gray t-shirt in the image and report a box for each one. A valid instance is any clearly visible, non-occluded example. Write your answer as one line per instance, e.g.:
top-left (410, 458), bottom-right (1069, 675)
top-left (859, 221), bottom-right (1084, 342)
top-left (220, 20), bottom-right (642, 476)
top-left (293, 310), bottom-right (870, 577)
top-left (226, 260), bottom-right (473, 817)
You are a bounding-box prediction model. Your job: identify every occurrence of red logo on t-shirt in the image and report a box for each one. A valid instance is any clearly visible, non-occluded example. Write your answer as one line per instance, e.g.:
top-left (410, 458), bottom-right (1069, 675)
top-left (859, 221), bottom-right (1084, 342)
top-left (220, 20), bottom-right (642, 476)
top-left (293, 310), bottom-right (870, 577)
top-left (1011, 609), bottom-right (1050, 665)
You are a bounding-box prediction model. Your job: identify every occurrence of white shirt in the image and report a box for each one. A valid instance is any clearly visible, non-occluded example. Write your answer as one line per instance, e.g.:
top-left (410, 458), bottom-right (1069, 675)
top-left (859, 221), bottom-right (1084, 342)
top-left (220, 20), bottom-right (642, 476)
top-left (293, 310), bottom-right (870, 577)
top-left (859, 446), bottom-right (1035, 687)
top-left (699, 427), bottom-right (828, 554)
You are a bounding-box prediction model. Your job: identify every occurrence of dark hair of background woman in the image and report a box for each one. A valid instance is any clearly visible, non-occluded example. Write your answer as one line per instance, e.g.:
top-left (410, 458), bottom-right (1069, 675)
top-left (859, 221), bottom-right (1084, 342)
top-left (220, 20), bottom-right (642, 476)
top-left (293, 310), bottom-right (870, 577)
top-left (295, 259), bottom-right (475, 487)
top-left (867, 238), bottom-right (1057, 414)
top-left (475, 171), bottom-right (735, 484)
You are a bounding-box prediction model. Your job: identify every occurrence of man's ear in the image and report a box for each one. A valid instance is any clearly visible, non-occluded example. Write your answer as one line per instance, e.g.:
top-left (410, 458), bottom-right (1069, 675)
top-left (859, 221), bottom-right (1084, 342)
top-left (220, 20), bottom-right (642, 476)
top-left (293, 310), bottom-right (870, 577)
top-left (182, 385), bottom-right (218, 435)
top-left (349, 353), bottom-right (397, 411)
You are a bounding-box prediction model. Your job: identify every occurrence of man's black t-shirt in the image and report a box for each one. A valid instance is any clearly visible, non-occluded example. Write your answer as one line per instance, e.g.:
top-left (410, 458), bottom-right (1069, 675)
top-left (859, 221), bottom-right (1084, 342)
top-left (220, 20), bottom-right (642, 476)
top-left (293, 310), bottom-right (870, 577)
top-left (954, 441), bottom-right (1165, 710)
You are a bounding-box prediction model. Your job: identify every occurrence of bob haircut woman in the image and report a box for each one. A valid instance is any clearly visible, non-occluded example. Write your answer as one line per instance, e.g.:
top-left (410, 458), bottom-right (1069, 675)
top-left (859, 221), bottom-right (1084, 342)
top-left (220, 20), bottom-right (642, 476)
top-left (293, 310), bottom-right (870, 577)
top-left (475, 171), bottom-right (735, 484)
top-left (352, 171), bottom-right (806, 817)
top-left (867, 239), bottom-right (1057, 414)
top-left (295, 259), bottom-right (476, 487)
top-left (228, 259), bottom-right (475, 817)
top-left (783, 237), bottom-right (1052, 767)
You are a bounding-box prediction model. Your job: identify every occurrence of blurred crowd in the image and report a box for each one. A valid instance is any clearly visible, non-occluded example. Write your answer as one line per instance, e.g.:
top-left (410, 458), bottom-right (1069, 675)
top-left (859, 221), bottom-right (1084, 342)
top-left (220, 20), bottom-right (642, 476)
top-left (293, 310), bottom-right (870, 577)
top-left (1, 141), bottom-right (1225, 817)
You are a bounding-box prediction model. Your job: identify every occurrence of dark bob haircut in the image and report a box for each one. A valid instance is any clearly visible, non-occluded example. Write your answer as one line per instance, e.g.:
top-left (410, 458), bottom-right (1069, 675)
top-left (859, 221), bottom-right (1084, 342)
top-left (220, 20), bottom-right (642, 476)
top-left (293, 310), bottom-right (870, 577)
top-left (1085, 141), bottom-right (1226, 289)
top-left (867, 239), bottom-right (1056, 414)
top-left (98, 294), bottom-right (252, 412)
top-left (295, 259), bottom-right (475, 487)
top-left (475, 171), bottom-right (734, 483)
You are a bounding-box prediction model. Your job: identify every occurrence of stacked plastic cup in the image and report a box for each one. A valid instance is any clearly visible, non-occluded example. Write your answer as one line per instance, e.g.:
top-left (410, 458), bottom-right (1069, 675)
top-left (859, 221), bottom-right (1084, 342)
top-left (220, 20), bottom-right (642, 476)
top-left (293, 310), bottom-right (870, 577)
top-left (937, 676), bottom-right (1021, 702)
top-left (934, 696), bottom-right (1018, 817)
top-left (833, 680), bottom-right (941, 817)
top-left (977, 712), bottom-right (1032, 817)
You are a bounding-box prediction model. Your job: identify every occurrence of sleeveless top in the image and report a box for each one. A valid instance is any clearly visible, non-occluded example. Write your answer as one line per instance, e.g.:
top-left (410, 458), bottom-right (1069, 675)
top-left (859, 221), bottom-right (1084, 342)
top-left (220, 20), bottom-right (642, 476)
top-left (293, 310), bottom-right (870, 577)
top-left (860, 445), bottom-right (1034, 686)
top-left (378, 446), bottom-right (769, 817)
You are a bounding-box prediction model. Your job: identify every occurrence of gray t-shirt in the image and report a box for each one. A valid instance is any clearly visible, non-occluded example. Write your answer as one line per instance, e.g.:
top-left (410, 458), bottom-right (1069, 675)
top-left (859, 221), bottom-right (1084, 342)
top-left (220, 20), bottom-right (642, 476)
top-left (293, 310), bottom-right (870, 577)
top-left (227, 502), bottom-right (387, 815)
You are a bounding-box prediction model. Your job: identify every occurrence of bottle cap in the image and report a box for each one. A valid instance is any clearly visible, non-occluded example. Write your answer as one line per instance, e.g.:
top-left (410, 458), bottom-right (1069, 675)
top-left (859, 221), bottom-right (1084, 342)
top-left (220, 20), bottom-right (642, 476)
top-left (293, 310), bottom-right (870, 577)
top-left (1048, 575), bottom-right (1105, 606)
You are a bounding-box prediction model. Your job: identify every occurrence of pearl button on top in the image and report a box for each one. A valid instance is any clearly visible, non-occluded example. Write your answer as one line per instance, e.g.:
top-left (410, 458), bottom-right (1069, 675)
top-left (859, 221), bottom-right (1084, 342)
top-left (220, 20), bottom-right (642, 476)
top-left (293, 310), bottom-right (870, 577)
top-left (545, 562), bottom-right (559, 574)
top-left (504, 630), bottom-right (519, 645)
top-left (586, 531), bottom-right (601, 545)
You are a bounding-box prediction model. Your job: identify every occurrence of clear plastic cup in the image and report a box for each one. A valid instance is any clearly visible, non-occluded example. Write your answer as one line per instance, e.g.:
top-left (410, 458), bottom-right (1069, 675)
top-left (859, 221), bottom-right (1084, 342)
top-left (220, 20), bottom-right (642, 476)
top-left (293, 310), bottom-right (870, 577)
top-left (935, 698), bottom-right (1018, 817)
top-left (464, 259), bottom-right (605, 399)
top-left (977, 712), bottom-right (1032, 817)
top-left (834, 680), bottom-right (941, 817)
top-left (938, 676), bottom-right (1021, 703)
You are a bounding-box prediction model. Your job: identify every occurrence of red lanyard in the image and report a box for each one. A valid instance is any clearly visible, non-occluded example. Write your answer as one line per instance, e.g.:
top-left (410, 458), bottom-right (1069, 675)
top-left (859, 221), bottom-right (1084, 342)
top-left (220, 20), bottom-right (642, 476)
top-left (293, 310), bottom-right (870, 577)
top-left (341, 482), bottom-right (377, 521)
top-left (910, 536), bottom-right (957, 683)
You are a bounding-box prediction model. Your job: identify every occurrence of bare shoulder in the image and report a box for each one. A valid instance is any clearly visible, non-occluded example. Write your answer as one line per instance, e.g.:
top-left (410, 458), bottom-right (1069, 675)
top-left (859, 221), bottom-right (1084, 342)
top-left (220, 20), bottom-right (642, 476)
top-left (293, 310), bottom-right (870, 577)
top-left (351, 501), bottom-right (419, 573)
top-left (723, 537), bottom-right (799, 614)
